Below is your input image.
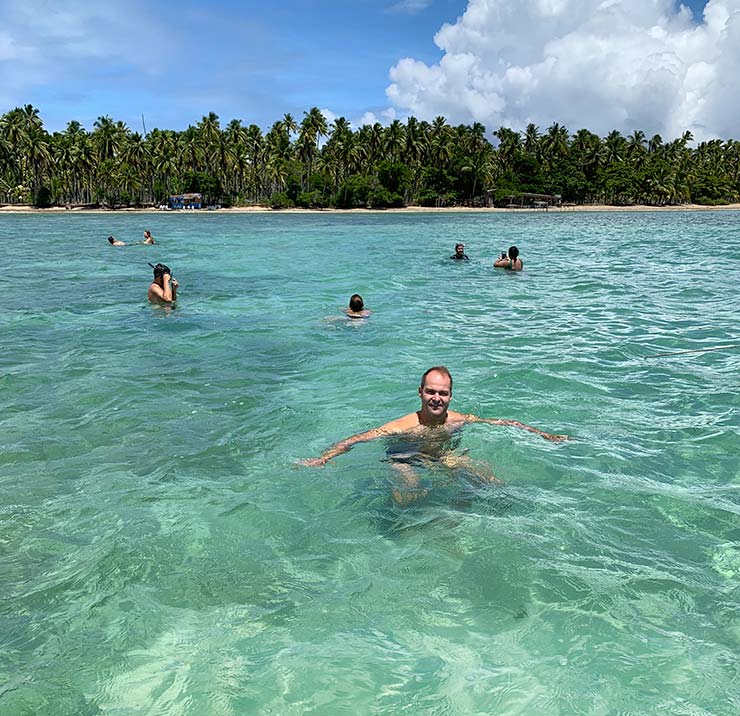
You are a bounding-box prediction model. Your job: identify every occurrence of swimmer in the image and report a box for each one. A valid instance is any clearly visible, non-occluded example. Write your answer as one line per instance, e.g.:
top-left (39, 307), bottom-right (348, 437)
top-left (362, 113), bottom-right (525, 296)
top-left (450, 243), bottom-right (469, 261)
top-left (344, 294), bottom-right (371, 319)
top-left (494, 245), bottom-right (523, 270)
top-left (147, 262), bottom-right (178, 305)
top-left (300, 366), bottom-right (568, 504)
top-left (107, 236), bottom-right (126, 246)
top-left (142, 230), bottom-right (155, 245)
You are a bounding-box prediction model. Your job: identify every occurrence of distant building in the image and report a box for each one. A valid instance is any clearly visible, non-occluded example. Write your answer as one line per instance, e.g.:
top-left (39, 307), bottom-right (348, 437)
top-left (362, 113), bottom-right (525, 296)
top-left (505, 192), bottom-right (562, 210)
top-left (169, 193), bottom-right (202, 209)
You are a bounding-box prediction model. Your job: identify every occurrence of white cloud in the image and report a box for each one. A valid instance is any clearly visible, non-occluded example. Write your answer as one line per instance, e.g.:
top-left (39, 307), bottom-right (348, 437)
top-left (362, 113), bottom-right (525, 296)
top-left (385, 0), bottom-right (740, 140)
top-left (0, 0), bottom-right (177, 123)
top-left (387, 0), bottom-right (432, 15)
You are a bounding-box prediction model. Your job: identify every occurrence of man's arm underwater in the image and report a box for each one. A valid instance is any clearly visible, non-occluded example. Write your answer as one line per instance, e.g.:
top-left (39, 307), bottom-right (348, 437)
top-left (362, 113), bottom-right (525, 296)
top-left (299, 414), bottom-right (418, 467)
top-left (462, 414), bottom-right (569, 441)
top-left (300, 427), bottom-right (389, 467)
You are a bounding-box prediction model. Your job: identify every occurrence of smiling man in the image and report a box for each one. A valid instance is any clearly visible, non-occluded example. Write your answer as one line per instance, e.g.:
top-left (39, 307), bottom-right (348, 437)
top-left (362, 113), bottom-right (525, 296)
top-left (301, 367), bottom-right (568, 501)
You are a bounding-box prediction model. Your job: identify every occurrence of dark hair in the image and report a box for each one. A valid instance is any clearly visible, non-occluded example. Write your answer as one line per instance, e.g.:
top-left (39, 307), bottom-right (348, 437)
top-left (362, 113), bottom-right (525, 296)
top-left (455, 243), bottom-right (464, 250)
top-left (420, 366), bottom-right (453, 391)
top-left (107, 236), bottom-right (115, 244)
top-left (150, 262), bottom-right (171, 278)
top-left (349, 294), bottom-right (364, 312)
top-left (508, 246), bottom-right (519, 260)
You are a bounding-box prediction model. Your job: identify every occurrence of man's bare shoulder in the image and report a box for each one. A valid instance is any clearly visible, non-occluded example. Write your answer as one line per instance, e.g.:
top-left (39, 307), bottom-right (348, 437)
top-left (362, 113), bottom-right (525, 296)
top-left (446, 410), bottom-right (474, 425)
top-left (377, 412), bottom-right (421, 434)
top-left (148, 284), bottom-right (169, 304)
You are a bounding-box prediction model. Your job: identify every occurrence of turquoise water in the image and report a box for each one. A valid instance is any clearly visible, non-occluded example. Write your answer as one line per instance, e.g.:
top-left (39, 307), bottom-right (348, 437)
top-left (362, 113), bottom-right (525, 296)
top-left (1, 210), bottom-right (739, 715)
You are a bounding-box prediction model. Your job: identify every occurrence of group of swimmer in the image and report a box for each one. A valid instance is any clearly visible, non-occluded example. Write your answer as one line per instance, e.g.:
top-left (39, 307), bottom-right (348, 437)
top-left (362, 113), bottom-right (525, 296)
top-left (107, 230), bottom-right (156, 247)
top-left (450, 242), bottom-right (523, 271)
top-left (302, 243), bottom-right (568, 503)
top-left (105, 229), bottom-right (177, 306)
top-left (117, 228), bottom-right (565, 502)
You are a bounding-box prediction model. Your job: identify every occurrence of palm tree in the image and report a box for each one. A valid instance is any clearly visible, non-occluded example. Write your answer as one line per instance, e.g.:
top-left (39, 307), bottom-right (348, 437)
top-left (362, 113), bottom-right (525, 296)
top-left (25, 127), bottom-right (51, 203)
top-left (493, 126), bottom-right (521, 169)
top-left (541, 123), bottom-right (569, 167)
top-left (603, 130), bottom-right (626, 164)
top-left (297, 108), bottom-right (327, 188)
top-left (429, 116), bottom-right (452, 166)
top-left (384, 120), bottom-right (406, 164)
top-left (93, 115), bottom-right (125, 161)
top-left (523, 123), bottom-right (541, 156)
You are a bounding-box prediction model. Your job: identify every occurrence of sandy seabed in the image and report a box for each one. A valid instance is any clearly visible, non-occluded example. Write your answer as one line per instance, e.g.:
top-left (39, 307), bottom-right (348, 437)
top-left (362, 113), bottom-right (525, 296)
top-left (1, 203), bottom-right (740, 215)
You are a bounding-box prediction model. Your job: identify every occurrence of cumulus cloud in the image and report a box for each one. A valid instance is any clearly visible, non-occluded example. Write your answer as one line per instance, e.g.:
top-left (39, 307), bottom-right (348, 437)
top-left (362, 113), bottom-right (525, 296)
top-left (386, 0), bottom-right (740, 140)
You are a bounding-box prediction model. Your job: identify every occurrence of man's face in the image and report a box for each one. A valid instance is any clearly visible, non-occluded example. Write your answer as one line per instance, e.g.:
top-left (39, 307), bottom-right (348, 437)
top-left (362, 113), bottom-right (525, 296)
top-left (419, 371), bottom-right (452, 420)
top-left (455, 245), bottom-right (465, 256)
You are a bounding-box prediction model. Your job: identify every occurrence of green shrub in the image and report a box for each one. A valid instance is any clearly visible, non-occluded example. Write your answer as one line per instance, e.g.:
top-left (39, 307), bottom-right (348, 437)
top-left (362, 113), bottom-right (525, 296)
top-left (296, 190), bottom-right (323, 208)
top-left (270, 192), bottom-right (294, 209)
top-left (334, 175), bottom-right (373, 208)
top-left (417, 190), bottom-right (440, 207)
top-left (367, 187), bottom-right (403, 208)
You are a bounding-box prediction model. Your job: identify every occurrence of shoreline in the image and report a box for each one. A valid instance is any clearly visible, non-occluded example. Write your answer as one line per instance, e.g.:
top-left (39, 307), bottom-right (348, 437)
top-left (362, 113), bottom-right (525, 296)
top-left (1, 203), bottom-right (740, 215)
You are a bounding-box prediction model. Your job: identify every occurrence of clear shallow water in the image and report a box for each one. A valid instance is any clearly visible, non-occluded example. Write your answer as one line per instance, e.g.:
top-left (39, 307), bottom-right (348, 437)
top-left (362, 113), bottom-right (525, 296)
top-left (1, 211), bottom-right (739, 715)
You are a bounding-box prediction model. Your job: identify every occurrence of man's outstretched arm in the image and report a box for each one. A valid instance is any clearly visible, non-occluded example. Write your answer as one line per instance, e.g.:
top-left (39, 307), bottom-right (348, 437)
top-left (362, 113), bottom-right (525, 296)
top-left (300, 427), bottom-right (389, 467)
top-left (300, 413), bottom-right (418, 467)
top-left (464, 415), bottom-right (570, 441)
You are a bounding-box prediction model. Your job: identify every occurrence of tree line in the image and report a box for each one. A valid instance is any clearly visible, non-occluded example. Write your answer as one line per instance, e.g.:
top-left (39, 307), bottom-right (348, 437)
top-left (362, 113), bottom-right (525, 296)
top-left (1, 104), bottom-right (739, 209)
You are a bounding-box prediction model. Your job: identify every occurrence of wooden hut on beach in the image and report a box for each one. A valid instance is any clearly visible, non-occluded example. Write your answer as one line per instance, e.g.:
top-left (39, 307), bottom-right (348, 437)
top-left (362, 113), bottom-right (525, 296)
top-left (169, 193), bottom-right (202, 209)
top-left (506, 192), bottom-right (562, 210)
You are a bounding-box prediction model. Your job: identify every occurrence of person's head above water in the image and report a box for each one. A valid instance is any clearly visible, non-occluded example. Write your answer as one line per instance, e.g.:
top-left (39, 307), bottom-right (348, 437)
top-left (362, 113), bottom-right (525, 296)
top-left (349, 294), bottom-right (364, 312)
top-left (149, 262), bottom-right (171, 280)
top-left (420, 365), bottom-right (453, 392)
top-left (418, 366), bottom-right (453, 424)
top-left (455, 243), bottom-right (465, 254)
top-left (508, 246), bottom-right (519, 260)
top-left (107, 236), bottom-right (115, 244)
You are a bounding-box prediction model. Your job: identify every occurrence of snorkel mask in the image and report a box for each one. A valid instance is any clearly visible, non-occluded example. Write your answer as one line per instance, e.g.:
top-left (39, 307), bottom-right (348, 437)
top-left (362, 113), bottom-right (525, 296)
top-left (148, 262), bottom-right (171, 278)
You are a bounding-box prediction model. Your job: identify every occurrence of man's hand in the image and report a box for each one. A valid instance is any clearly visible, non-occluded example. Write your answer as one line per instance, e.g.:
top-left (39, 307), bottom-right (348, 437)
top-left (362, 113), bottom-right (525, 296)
top-left (298, 457), bottom-right (327, 467)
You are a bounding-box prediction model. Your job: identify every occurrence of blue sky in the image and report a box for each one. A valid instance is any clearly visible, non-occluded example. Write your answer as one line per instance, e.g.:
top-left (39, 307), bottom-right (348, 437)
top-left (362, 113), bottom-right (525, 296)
top-left (0, 1), bottom-right (724, 139)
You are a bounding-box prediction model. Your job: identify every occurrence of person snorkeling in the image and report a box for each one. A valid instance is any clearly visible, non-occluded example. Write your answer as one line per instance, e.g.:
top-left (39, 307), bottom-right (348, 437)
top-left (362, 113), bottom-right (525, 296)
top-left (147, 262), bottom-right (178, 305)
top-left (494, 245), bottom-right (523, 271)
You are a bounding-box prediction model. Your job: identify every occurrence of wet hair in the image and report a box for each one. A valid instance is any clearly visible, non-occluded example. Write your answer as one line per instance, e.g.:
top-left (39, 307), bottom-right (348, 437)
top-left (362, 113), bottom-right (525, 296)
top-left (349, 294), bottom-right (364, 312)
top-left (107, 236), bottom-right (115, 244)
top-left (420, 366), bottom-right (453, 392)
top-left (455, 243), bottom-right (465, 250)
top-left (149, 262), bottom-right (171, 278)
top-left (144, 230), bottom-right (151, 236)
top-left (508, 246), bottom-right (519, 260)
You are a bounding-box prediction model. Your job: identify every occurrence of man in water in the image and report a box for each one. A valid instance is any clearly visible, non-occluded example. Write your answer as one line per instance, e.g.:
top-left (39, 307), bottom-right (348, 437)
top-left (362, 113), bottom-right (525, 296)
top-left (142, 230), bottom-right (156, 244)
top-left (147, 263), bottom-right (178, 305)
top-left (107, 235), bottom-right (126, 246)
top-left (450, 243), bottom-right (469, 260)
top-left (301, 366), bottom-right (567, 502)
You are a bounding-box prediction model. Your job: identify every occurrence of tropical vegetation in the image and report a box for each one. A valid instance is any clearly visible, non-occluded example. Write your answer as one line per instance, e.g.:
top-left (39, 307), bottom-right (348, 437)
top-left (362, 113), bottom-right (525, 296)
top-left (1, 104), bottom-right (738, 209)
